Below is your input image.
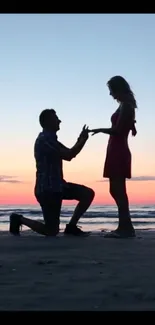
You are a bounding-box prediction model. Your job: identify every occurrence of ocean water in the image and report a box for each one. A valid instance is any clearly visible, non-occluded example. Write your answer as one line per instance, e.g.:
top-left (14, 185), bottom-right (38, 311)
top-left (0, 204), bottom-right (155, 233)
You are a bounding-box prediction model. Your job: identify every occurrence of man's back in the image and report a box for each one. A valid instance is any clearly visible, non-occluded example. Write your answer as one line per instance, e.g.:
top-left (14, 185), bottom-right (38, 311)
top-left (34, 130), bottom-right (63, 195)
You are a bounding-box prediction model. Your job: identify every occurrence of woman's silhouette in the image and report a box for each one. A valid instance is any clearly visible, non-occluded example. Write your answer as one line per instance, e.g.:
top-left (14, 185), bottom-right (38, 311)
top-left (89, 76), bottom-right (137, 238)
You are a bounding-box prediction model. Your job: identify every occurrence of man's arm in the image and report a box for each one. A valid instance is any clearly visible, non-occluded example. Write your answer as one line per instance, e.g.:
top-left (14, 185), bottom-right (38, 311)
top-left (58, 136), bottom-right (88, 161)
top-left (59, 124), bottom-right (89, 161)
top-left (44, 125), bottom-right (89, 161)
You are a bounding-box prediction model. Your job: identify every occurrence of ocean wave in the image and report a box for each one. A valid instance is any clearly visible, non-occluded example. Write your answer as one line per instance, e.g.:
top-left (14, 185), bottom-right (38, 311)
top-left (0, 208), bottom-right (155, 219)
top-left (0, 218), bottom-right (155, 225)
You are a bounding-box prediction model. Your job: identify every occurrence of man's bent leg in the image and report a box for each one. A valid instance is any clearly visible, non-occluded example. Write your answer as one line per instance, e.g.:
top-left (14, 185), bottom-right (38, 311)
top-left (9, 192), bottom-right (62, 236)
top-left (9, 213), bottom-right (49, 236)
top-left (39, 192), bottom-right (62, 235)
top-left (62, 183), bottom-right (95, 236)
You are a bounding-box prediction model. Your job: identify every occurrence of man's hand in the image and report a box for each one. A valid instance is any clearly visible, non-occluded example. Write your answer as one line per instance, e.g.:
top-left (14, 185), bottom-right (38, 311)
top-left (77, 124), bottom-right (89, 142)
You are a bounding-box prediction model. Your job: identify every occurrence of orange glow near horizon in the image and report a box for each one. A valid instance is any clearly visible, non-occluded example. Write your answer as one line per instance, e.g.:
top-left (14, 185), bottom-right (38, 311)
top-left (1, 133), bottom-right (155, 206)
top-left (0, 178), bottom-right (154, 206)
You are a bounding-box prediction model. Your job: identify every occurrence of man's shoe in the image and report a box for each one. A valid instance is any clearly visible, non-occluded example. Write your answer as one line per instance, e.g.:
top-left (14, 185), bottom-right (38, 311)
top-left (64, 224), bottom-right (90, 237)
top-left (9, 213), bottom-right (22, 236)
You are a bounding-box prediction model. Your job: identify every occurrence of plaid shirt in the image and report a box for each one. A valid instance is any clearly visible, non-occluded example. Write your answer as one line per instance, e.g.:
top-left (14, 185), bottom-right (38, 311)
top-left (34, 130), bottom-right (66, 195)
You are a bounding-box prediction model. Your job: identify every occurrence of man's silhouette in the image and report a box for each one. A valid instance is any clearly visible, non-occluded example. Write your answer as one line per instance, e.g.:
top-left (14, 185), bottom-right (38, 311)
top-left (9, 109), bottom-right (95, 236)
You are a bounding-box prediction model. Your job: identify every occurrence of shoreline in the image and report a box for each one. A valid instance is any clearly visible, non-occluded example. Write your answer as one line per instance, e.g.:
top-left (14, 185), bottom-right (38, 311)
top-left (0, 224), bottom-right (155, 234)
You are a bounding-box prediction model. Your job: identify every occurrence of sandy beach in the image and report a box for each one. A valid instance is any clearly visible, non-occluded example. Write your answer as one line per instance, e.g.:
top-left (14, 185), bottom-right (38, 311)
top-left (0, 230), bottom-right (155, 311)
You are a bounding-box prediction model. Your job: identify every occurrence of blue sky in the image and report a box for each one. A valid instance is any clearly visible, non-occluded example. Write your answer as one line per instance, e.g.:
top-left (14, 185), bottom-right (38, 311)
top-left (0, 14), bottom-right (154, 184)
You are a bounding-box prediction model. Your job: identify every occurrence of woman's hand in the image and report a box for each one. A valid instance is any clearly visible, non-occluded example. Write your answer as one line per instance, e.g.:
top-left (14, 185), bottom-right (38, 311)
top-left (88, 129), bottom-right (102, 136)
top-left (131, 121), bottom-right (137, 137)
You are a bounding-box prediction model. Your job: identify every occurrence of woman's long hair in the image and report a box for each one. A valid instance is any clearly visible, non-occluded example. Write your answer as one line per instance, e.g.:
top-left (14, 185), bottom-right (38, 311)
top-left (107, 75), bottom-right (137, 108)
top-left (107, 76), bottom-right (137, 135)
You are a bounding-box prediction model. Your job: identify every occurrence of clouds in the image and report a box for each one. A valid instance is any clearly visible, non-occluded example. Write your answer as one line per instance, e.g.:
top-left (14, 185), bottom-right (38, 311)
top-left (129, 176), bottom-right (155, 181)
top-left (97, 176), bottom-right (155, 182)
top-left (0, 175), bottom-right (23, 184)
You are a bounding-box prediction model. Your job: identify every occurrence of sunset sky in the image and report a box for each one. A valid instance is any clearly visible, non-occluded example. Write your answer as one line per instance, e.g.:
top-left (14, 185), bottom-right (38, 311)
top-left (0, 14), bottom-right (155, 205)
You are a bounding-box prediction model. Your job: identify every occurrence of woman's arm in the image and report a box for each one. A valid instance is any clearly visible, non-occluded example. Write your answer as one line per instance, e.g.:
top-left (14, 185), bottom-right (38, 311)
top-left (89, 104), bottom-right (135, 136)
top-left (89, 128), bottom-right (115, 135)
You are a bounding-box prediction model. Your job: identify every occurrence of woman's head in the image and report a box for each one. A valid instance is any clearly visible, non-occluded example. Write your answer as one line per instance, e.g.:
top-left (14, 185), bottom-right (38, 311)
top-left (107, 75), bottom-right (137, 108)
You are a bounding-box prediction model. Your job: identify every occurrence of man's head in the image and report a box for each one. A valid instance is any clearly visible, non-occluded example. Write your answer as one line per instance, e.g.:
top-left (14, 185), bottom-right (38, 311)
top-left (39, 109), bottom-right (61, 132)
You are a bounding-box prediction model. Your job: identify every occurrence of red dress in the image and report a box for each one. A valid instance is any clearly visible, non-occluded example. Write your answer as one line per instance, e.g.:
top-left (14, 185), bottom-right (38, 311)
top-left (103, 107), bottom-right (133, 179)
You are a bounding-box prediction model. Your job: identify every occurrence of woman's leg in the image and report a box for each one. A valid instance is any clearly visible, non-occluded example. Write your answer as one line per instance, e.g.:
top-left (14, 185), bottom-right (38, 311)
top-left (109, 177), bottom-right (135, 234)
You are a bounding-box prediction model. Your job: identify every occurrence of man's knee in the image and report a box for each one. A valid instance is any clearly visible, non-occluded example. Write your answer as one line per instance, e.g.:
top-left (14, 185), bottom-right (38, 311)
top-left (45, 225), bottom-right (59, 236)
top-left (44, 217), bottom-right (60, 236)
top-left (82, 186), bottom-right (95, 201)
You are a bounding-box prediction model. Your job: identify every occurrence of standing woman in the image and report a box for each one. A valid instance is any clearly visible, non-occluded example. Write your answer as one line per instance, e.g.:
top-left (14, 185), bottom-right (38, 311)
top-left (89, 76), bottom-right (137, 238)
